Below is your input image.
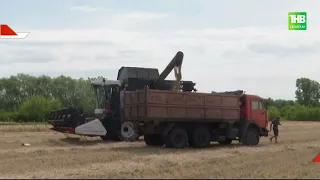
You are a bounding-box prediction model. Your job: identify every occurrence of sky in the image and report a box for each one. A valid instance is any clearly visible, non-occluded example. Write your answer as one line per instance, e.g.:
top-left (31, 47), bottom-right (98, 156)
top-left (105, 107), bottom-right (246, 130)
top-left (1, 0), bottom-right (320, 100)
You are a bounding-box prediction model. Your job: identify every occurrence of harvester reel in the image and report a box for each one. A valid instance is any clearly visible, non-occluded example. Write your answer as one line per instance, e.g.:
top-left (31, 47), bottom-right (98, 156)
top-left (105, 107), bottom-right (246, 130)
top-left (120, 121), bottom-right (139, 141)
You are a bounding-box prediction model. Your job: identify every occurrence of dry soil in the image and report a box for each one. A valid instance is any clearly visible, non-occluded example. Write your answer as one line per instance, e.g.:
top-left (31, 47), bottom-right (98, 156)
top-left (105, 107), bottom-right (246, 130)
top-left (0, 121), bottom-right (320, 179)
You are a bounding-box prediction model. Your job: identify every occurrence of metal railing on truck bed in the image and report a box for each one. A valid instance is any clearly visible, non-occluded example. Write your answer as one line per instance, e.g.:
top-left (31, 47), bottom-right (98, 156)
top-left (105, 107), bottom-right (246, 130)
top-left (123, 87), bottom-right (242, 122)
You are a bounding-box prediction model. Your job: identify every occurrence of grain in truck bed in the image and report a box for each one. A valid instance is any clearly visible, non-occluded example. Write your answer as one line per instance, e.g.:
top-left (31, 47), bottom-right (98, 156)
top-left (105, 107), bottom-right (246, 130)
top-left (123, 87), bottom-right (241, 122)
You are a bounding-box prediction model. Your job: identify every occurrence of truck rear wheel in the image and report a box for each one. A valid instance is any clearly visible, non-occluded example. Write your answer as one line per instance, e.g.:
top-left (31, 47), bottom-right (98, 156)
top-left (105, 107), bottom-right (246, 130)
top-left (165, 127), bottom-right (188, 149)
top-left (144, 134), bottom-right (164, 146)
top-left (243, 126), bottom-right (260, 146)
top-left (189, 126), bottom-right (211, 148)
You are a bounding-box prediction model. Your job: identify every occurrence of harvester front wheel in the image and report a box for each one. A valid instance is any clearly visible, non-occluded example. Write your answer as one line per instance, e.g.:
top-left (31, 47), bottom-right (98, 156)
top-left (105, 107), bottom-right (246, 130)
top-left (100, 135), bottom-right (111, 141)
top-left (100, 132), bottom-right (121, 141)
top-left (120, 121), bottom-right (139, 141)
top-left (164, 127), bottom-right (188, 149)
top-left (144, 134), bottom-right (164, 146)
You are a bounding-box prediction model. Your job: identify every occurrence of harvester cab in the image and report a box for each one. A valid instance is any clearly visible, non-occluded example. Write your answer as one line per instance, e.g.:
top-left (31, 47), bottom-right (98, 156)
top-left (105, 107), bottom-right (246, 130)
top-left (90, 79), bottom-right (122, 116)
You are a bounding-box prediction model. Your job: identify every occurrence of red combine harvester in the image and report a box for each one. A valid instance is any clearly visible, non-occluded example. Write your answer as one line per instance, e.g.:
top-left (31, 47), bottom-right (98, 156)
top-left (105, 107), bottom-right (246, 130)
top-left (47, 51), bottom-right (195, 141)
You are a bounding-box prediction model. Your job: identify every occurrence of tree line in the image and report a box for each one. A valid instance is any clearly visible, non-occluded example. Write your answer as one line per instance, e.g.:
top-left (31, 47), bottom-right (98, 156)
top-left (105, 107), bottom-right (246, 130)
top-left (0, 74), bottom-right (102, 122)
top-left (266, 77), bottom-right (320, 121)
top-left (0, 74), bottom-right (319, 122)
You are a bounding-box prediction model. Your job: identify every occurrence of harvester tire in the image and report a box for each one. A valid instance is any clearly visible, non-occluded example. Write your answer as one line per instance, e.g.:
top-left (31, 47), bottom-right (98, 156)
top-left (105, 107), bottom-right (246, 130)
top-left (243, 126), bottom-right (260, 146)
top-left (164, 127), bottom-right (188, 149)
top-left (100, 132), bottom-right (121, 141)
top-left (189, 126), bottom-right (211, 148)
top-left (218, 138), bottom-right (232, 145)
top-left (100, 135), bottom-right (111, 141)
top-left (120, 121), bottom-right (139, 141)
top-left (100, 133), bottom-right (118, 141)
top-left (144, 134), bottom-right (164, 146)
top-left (118, 132), bottom-right (138, 142)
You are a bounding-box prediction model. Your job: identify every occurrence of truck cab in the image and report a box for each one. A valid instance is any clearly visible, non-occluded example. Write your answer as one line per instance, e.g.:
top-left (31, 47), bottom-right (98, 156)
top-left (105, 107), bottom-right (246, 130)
top-left (241, 94), bottom-right (269, 136)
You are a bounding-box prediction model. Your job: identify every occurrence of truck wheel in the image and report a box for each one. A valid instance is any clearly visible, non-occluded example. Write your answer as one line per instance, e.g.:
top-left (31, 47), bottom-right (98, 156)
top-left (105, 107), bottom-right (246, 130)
top-left (189, 126), bottom-right (211, 148)
top-left (243, 126), bottom-right (260, 146)
top-left (165, 127), bottom-right (188, 149)
top-left (144, 135), bottom-right (164, 146)
top-left (218, 138), bottom-right (232, 145)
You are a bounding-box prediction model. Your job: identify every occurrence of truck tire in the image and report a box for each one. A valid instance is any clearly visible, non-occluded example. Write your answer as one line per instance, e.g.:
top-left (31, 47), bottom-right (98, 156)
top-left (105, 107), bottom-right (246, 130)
top-left (243, 126), bottom-right (260, 146)
top-left (144, 134), bottom-right (164, 146)
top-left (165, 127), bottom-right (188, 149)
top-left (189, 126), bottom-right (211, 148)
top-left (218, 138), bottom-right (232, 145)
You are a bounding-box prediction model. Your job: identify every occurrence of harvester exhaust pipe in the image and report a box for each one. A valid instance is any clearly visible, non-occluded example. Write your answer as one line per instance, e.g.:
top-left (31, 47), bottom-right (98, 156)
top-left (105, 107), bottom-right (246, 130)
top-left (153, 51), bottom-right (184, 89)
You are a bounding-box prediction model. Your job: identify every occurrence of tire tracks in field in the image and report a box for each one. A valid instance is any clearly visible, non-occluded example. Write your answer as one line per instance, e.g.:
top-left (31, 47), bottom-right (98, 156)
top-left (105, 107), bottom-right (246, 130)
top-left (1, 139), bottom-right (320, 178)
top-left (0, 125), bottom-right (49, 133)
top-left (0, 133), bottom-right (318, 158)
top-left (1, 122), bottom-right (320, 178)
top-left (0, 146), bottom-right (130, 176)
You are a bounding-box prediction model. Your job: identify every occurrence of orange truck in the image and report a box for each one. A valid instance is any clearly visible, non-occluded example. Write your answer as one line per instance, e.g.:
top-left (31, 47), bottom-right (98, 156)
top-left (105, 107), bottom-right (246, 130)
top-left (122, 86), bottom-right (269, 149)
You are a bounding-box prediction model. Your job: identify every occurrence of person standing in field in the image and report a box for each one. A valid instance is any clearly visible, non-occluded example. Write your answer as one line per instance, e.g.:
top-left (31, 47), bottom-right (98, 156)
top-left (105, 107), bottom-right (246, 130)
top-left (269, 116), bottom-right (282, 143)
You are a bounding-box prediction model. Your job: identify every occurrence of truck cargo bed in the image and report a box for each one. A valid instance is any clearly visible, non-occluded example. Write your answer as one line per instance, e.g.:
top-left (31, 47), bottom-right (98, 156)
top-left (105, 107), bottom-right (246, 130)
top-left (124, 87), bottom-right (241, 122)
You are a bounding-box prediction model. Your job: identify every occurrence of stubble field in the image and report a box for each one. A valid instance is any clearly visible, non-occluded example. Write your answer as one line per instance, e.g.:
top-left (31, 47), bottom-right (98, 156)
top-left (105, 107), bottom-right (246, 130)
top-left (0, 121), bottom-right (319, 179)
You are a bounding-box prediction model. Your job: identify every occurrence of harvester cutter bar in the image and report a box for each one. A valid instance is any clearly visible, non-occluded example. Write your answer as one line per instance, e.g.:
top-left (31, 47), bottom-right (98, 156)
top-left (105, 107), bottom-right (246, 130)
top-left (80, 135), bottom-right (88, 141)
top-left (50, 127), bottom-right (76, 135)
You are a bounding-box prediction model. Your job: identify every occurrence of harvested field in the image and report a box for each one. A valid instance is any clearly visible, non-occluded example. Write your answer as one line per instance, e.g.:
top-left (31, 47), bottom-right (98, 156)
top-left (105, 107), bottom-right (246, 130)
top-left (0, 121), bottom-right (320, 179)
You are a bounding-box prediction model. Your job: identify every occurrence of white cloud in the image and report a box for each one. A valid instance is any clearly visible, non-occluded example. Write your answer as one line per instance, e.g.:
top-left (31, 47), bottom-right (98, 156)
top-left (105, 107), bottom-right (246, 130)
top-left (101, 11), bottom-right (170, 29)
top-left (121, 11), bottom-right (169, 20)
top-left (69, 5), bottom-right (103, 13)
top-left (1, 10), bottom-right (320, 100)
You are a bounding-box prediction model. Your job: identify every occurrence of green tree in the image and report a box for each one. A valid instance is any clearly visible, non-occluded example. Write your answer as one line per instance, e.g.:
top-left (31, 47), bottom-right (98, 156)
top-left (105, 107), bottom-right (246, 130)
top-left (295, 77), bottom-right (320, 106)
top-left (267, 106), bottom-right (280, 121)
top-left (19, 96), bottom-right (61, 122)
top-left (3, 73), bottom-right (320, 122)
top-left (0, 74), bottom-right (104, 122)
